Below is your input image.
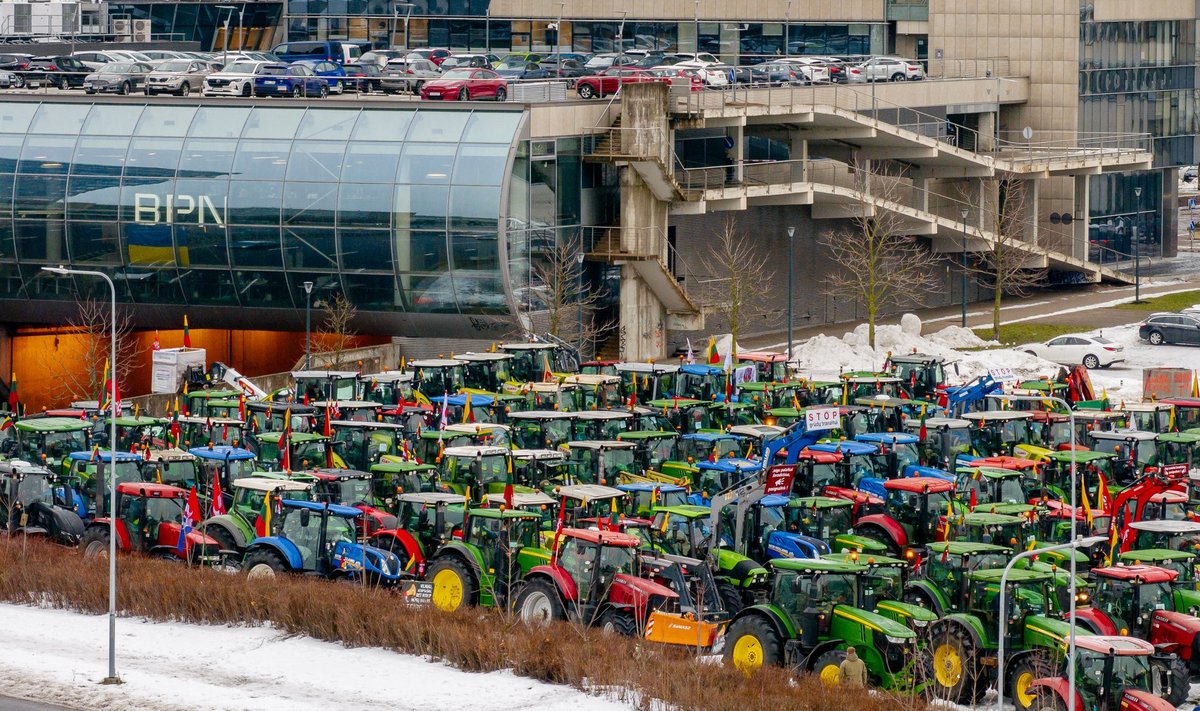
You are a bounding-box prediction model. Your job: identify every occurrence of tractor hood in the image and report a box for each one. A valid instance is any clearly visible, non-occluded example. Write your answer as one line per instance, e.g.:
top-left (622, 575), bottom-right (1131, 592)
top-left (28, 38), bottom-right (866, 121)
top-left (613, 572), bottom-right (678, 601)
top-left (331, 541), bottom-right (403, 581)
top-left (1152, 608), bottom-right (1200, 638)
top-left (875, 599), bottom-right (938, 628)
top-left (857, 477), bottom-right (887, 499)
top-left (765, 531), bottom-right (829, 560)
top-left (830, 604), bottom-right (915, 640)
top-left (158, 522), bottom-right (221, 549)
top-left (832, 533), bottom-right (887, 554)
top-left (1023, 615), bottom-right (1072, 647)
top-left (1123, 689), bottom-right (1176, 711)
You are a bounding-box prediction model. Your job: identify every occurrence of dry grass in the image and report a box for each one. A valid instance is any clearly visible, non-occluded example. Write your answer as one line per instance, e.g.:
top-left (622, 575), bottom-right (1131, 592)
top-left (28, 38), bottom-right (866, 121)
top-left (0, 540), bottom-right (929, 711)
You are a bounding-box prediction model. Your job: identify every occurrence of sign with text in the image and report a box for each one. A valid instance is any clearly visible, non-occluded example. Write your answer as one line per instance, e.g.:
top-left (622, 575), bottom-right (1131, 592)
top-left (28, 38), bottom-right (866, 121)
top-left (988, 367), bottom-right (1018, 383)
top-left (1143, 368), bottom-right (1192, 400)
top-left (763, 464), bottom-right (797, 496)
top-left (805, 406), bottom-right (841, 431)
top-left (1162, 463), bottom-right (1189, 479)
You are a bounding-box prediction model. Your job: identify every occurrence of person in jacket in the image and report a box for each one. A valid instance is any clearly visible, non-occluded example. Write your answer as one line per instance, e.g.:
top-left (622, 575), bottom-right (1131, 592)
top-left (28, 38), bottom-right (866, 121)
top-left (838, 646), bottom-right (867, 687)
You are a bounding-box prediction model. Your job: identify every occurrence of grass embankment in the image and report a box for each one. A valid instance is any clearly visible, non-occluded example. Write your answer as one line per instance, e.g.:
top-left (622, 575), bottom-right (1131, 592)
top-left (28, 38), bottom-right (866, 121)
top-left (1115, 289), bottom-right (1200, 312)
top-left (0, 541), bottom-right (927, 711)
top-left (972, 322), bottom-right (1081, 347)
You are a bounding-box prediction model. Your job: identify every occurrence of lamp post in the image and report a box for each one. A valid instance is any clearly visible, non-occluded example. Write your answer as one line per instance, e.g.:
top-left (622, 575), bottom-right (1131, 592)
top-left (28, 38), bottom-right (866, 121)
top-left (575, 250), bottom-right (584, 352)
top-left (988, 392), bottom-right (1085, 711)
top-left (216, 5), bottom-right (236, 66)
top-left (959, 206), bottom-right (968, 327)
top-left (995, 535), bottom-right (1106, 711)
top-left (392, 2), bottom-right (414, 49)
top-left (1133, 185), bottom-right (1142, 303)
top-left (303, 281), bottom-right (314, 370)
top-left (786, 225), bottom-right (795, 363)
top-left (41, 265), bottom-right (119, 685)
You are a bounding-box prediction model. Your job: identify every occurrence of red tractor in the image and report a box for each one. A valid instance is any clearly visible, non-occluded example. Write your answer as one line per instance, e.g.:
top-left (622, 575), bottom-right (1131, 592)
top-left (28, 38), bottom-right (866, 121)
top-left (80, 482), bottom-right (226, 564)
top-left (512, 527), bottom-right (722, 647)
top-left (1029, 635), bottom-right (1175, 711)
top-left (855, 477), bottom-right (956, 559)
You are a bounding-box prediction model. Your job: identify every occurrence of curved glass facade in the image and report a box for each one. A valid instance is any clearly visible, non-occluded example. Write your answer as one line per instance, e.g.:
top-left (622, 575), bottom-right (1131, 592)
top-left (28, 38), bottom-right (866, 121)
top-left (0, 99), bottom-right (524, 323)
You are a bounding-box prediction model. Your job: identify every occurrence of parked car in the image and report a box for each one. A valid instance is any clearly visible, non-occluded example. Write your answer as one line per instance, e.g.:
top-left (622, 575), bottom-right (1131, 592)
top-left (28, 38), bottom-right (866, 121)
top-left (270, 40), bottom-right (361, 65)
top-left (1021, 334), bottom-right (1125, 369)
top-left (141, 50), bottom-right (192, 62)
top-left (853, 56), bottom-right (925, 82)
top-left (628, 54), bottom-right (678, 69)
top-left (203, 60), bottom-right (274, 97)
top-left (407, 48), bottom-right (452, 66)
top-left (538, 57), bottom-right (587, 84)
top-left (253, 63), bottom-right (329, 97)
top-left (648, 66), bottom-right (703, 91)
top-left (342, 62), bottom-right (383, 92)
top-left (84, 61), bottom-right (153, 95)
top-left (72, 50), bottom-right (151, 71)
top-left (583, 53), bottom-right (638, 73)
top-left (145, 59), bottom-right (215, 96)
top-left (0, 69), bottom-right (20, 88)
top-left (673, 60), bottom-right (730, 86)
top-left (575, 67), bottom-right (665, 99)
top-left (381, 56), bottom-right (441, 94)
top-left (0, 53), bottom-right (34, 73)
top-left (745, 61), bottom-right (807, 86)
top-left (494, 61), bottom-right (550, 81)
top-left (667, 52), bottom-right (721, 65)
top-left (420, 67), bottom-right (508, 101)
top-left (439, 53), bottom-right (500, 71)
top-left (777, 57), bottom-right (831, 83)
top-left (361, 49), bottom-right (408, 67)
top-left (22, 55), bottom-right (90, 89)
top-left (495, 52), bottom-right (542, 69)
top-left (289, 59), bottom-right (348, 93)
top-left (1139, 313), bottom-right (1200, 346)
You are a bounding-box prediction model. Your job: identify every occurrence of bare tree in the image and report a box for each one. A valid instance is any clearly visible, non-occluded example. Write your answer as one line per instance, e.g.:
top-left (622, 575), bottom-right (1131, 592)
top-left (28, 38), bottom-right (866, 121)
top-left (313, 292), bottom-right (357, 369)
top-left (702, 217), bottom-right (774, 352)
top-left (528, 231), bottom-right (607, 355)
top-left (969, 178), bottom-right (1046, 341)
top-left (48, 299), bottom-right (135, 404)
top-left (819, 164), bottom-right (941, 349)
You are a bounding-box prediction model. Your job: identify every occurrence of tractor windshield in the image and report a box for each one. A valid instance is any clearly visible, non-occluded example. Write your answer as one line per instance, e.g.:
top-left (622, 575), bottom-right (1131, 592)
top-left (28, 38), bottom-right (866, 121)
top-left (862, 566), bottom-right (903, 606)
top-left (1007, 581), bottom-right (1050, 617)
top-left (30, 429), bottom-right (90, 460)
top-left (809, 461), bottom-right (844, 491)
top-left (989, 476), bottom-right (1026, 505)
top-left (640, 438), bottom-right (679, 468)
top-left (1143, 499), bottom-right (1190, 522)
top-left (143, 496), bottom-right (186, 524)
top-left (653, 513), bottom-right (708, 556)
top-left (15, 474), bottom-right (53, 506)
top-left (598, 544), bottom-right (636, 578)
top-left (601, 449), bottom-right (638, 479)
top-left (156, 460), bottom-right (198, 489)
top-left (783, 504), bottom-right (853, 540)
top-left (513, 418), bottom-right (572, 449)
top-left (773, 571), bottom-right (858, 618)
top-left (324, 514), bottom-right (356, 543)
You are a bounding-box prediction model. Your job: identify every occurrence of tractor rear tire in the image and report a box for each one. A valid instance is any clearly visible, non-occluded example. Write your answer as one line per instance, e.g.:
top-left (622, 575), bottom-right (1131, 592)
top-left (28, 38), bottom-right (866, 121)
top-left (814, 648), bottom-right (848, 687)
top-left (244, 548), bottom-right (287, 579)
top-left (1150, 655), bottom-right (1189, 706)
top-left (205, 525), bottom-right (240, 557)
top-left (81, 527), bottom-right (110, 558)
top-left (514, 578), bottom-right (566, 627)
top-left (1008, 652), bottom-right (1054, 711)
top-left (598, 608), bottom-right (637, 636)
top-left (372, 536), bottom-right (412, 573)
top-left (723, 616), bottom-right (783, 674)
top-left (928, 621), bottom-right (984, 704)
top-left (427, 556), bottom-right (477, 612)
top-left (717, 581), bottom-right (745, 615)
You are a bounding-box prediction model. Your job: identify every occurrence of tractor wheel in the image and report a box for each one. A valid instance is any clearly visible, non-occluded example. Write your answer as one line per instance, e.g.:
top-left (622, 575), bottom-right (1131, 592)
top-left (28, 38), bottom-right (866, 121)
top-left (723, 616), bottom-right (783, 674)
top-left (81, 527), bottom-right (110, 558)
top-left (244, 548), bottom-right (288, 579)
top-left (1008, 652), bottom-right (1054, 711)
top-left (598, 608), bottom-right (637, 636)
top-left (814, 648), bottom-right (848, 687)
top-left (1032, 691), bottom-right (1068, 711)
top-left (372, 536), bottom-right (413, 573)
top-left (205, 525), bottom-right (239, 557)
top-left (928, 621), bottom-right (983, 704)
top-left (1150, 655), bottom-right (1189, 706)
top-left (717, 581), bottom-right (745, 615)
top-left (514, 578), bottom-right (565, 626)
top-left (427, 556), bottom-right (477, 612)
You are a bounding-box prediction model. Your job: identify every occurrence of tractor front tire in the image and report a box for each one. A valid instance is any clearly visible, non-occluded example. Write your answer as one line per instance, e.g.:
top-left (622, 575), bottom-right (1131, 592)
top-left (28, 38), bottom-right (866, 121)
top-left (598, 608), bottom-right (637, 636)
top-left (928, 622), bottom-right (983, 704)
top-left (724, 616), bottom-right (783, 674)
top-left (1008, 652), bottom-right (1054, 711)
top-left (514, 578), bottom-right (565, 627)
top-left (427, 556), bottom-right (477, 612)
top-left (81, 527), bottom-right (110, 558)
top-left (1150, 655), bottom-right (1189, 706)
top-left (814, 648), bottom-right (848, 687)
top-left (372, 536), bottom-right (412, 573)
top-left (717, 581), bottom-right (745, 615)
top-left (244, 548), bottom-right (287, 579)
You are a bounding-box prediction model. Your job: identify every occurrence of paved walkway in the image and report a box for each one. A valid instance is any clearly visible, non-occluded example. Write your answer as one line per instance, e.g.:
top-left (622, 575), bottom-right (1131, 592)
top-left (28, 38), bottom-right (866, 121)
top-left (0, 696), bottom-right (74, 711)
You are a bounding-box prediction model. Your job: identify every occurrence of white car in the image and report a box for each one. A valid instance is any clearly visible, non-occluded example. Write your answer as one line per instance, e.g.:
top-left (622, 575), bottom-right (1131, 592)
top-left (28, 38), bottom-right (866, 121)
top-left (72, 49), bottom-right (151, 71)
top-left (673, 60), bottom-right (729, 86)
top-left (852, 56), bottom-right (926, 82)
top-left (203, 61), bottom-right (272, 97)
top-left (1021, 334), bottom-right (1124, 369)
top-left (777, 57), bottom-right (831, 83)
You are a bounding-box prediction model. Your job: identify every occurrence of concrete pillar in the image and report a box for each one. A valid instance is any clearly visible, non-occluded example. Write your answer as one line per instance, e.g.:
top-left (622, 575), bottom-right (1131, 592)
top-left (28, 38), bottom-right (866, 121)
top-left (790, 134), bottom-right (807, 183)
top-left (977, 112), bottom-right (996, 152)
top-left (1024, 178), bottom-right (1040, 249)
top-left (730, 125), bottom-right (744, 183)
top-left (1162, 168), bottom-right (1179, 258)
top-left (912, 177), bottom-right (930, 213)
top-left (1073, 174), bottom-right (1090, 261)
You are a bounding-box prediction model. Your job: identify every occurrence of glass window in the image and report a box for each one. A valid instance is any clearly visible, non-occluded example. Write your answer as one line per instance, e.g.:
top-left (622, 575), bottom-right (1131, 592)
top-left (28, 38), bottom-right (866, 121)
top-left (228, 180), bottom-right (282, 225)
top-left (18, 136), bottom-right (75, 175)
top-left (65, 176), bottom-right (121, 221)
top-left (124, 224), bottom-right (178, 267)
top-left (14, 174), bottom-right (67, 215)
top-left (14, 219), bottom-right (67, 262)
top-left (189, 106), bottom-right (252, 138)
top-left (231, 140), bottom-right (291, 180)
top-left (66, 222), bottom-right (121, 264)
top-left (396, 184), bottom-right (447, 230)
top-left (406, 272), bottom-right (458, 312)
top-left (337, 183), bottom-right (392, 228)
top-left (28, 103), bottom-right (90, 135)
top-left (282, 182), bottom-right (337, 226)
top-left (398, 143), bottom-right (454, 184)
top-left (340, 273), bottom-right (400, 310)
top-left (174, 225), bottom-right (229, 267)
top-left (351, 110), bottom-right (414, 142)
top-left (0, 173), bottom-right (10, 220)
top-left (282, 227), bottom-right (338, 270)
top-left (124, 138), bottom-right (183, 178)
top-left (241, 107), bottom-right (305, 140)
top-left (125, 267), bottom-right (185, 304)
top-left (234, 270), bottom-right (291, 306)
top-left (448, 185), bottom-right (499, 231)
top-left (339, 231), bottom-right (394, 272)
top-left (0, 135), bottom-right (23, 173)
top-left (230, 226), bottom-right (284, 268)
top-left (341, 142), bottom-right (403, 182)
top-left (180, 139), bottom-right (236, 176)
top-left (0, 103), bottom-right (38, 134)
top-left (452, 143), bottom-right (509, 185)
top-left (73, 136), bottom-right (130, 176)
top-left (450, 231), bottom-right (498, 271)
top-left (461, 112), bottom-right (521, 143)
top-left (285, 141), bottom-right (344, 182)
top-left (0, 222), bottom-right (17, 261)
top-left (406, 110), bottom-right (468, 142)
top-left (177, 269), bottom-right (238, 306)
top-left (399, 230), bottom-right (449, 273)
top-left (134, 105), bottom-right (197, 137)
top-left (454, 274), bottom-right (506, 314)
top-left (295, 109), bottom-right (359, 141)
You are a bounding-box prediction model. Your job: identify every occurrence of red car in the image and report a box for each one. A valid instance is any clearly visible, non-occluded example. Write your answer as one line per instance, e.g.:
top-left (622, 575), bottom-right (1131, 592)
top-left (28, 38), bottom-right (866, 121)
top-left (420, 67), bottom-right (508, 101)
top-left (409, 48), bottom-right (453, 66)
top-left (575, 67), bottom-right (666, 99)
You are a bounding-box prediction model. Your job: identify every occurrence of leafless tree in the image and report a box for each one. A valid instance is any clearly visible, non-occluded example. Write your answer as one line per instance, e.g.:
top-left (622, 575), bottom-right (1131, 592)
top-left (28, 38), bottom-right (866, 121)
top-left (528, 231), bottom-right (608, 355)
top-left (969, 178), bottom-right (1046, 341)
top-left (819, 164), bottom-right (941, 349)
top-left (48, 299), bottom-right (135, 404)
top-left (702, 217), bottom-right (774, 352)
top-left (313, 292), bottom-right (357, 369)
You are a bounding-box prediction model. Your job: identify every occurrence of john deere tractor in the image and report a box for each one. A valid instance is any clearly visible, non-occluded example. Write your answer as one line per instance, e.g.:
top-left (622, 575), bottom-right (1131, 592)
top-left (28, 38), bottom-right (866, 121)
top-left (724, 558), bottom-right (921, 690)
top-left (425, 506), bottom-right (549, 611)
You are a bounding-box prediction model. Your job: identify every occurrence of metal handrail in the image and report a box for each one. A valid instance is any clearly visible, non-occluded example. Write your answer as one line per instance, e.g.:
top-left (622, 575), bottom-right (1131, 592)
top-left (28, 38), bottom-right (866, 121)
top-left (674, 158), bottom-right (807, 194)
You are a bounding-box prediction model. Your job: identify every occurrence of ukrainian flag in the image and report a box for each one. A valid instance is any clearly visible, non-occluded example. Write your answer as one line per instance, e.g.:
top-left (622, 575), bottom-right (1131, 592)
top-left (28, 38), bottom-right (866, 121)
top-left (125, 225), bottom-right (189, 267)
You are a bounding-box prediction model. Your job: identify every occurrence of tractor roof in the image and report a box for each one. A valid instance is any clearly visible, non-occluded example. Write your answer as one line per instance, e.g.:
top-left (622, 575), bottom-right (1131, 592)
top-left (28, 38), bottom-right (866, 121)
top-left (1028, 411), bottom-right (1070, 423)
top-left (573, 411), bottom-right (634, 421)
top-left (1124, 403), bottom-right (1173, 413)
top-left (1149, 489), bottom-right (1188, 503)
top-left (555, 484), bottom-right (626, 501)
top-left (617, 483), bottom-right (686, 493)
top-left (971, 456), bottom-right (1040, 470)
top-left (429, 394), bottom-right (493, 407)
top-left (728, 424), bottom-right (785, 439)
top-left (682, 432), bottom-right (744, 442)
top-left (187, 446), bottom-right (256, 462)
top-left (469, 506), bottom-right (541, 520)
top-left (506, 410), bottom-right (576, 420)
top-left (1120, 548), bottom-right (1198, 563)
top-left (442, 445), bottom-right (510, 458)
top-left (17, 417), bottom-right (93, 432)
top-left (408, 359), bottom-right (466, 367)
top-left (770, 558), bottom-right (866, 574)
top-left (961, 512), bottom-right (1025, 525)
top-left (679, 364), bottom-right (725, 376)
top-left (855, 432), bottom-right (920, 445)
top-left (482, 491), bottom-right (556, 508)
top-left (564, 439), bottom-right (636, 450)
top-left (246, 402), bottom-right (317, 414)
top-left (232, 477), bottom-right (312, 493)
top-left (329, 420), bottom-right (406, 431)
top-left (975, 466), bottom-right (1024, 479)
top-left (561, 527), bottom-right (641, 546)
top-left (645, 398), bottom-right (706, 410)
top-left (927, 541), bottom-right (1013, 555)
top-left (764, 407), bottom-right (801, 417)
top-left (116, 482), bottom-right (185, 498)
top-left (614, 362), bottom-right (680, 374)
top-left (292, 370), bottom-right (358, 379)
top-left (443, 423), bottom-right (509, 435)
top-left (696, 457), bottom-right (762, 472)
top-left (370, 461), bottom-right (438, 473)
top-left (1129, 520), bottom-right (1200, 534)
top-left (67, 450), bottom-right (143, 463)
top-left (797, 450), bottom-right (842, 464)
top-left (145, 448), bottom-right (195, 462)
top-left (1090, 429), bottom-right (1157, 441)
top-left (963, 411), bottom-right (1033, 422)
top-left (457, 352), bottom-right (513, 362)
top-left (562, 374), bottom-right (621, 386)
top-left (1161, 397), bottom-right (1200, 406)
top-left (1092, 564), bottom-right (1178, 583)
top-left (280, 499), bottom-right (362, 517)
top-left (968, 567), bottom-right (1051, 583)
top-left (808, 442), bottom-right (878, 456)
top-left (511, 449), bottom-right (567, 462)
top-left (113, 415), bottom-right (167, 426)
top-left (307, 468), bottom-right (371, 481)
top-left (1042, 450), bottom-right (1115, 463)
top-left (738, 351), bottom-right (787, 363)
top-left (360, 370), bottom-right (415, 382)
top-left (787, 496), bottom-right (852, 510)
top-left (854, 397), bottom-right (924, 409)
top-left (186, 389), bottom-right (243, 399)
top-left (1075, 636), bottom-right (1154, 656)
top-left (652, 505), bottom-right (711, 518)
top-left (825, 551), bottom-right (908, 568)
top-left (617, 430), bottom-right (679, 441)
top-left (177, 416), bottom-right (245, 426)
top-left (1073, 410), bottom-right (1127, 421)
top-left (500, 342), bottom-right (557, 351)
top-left (883, 477), bottom-right (955, 493)
top-left (1158, 432), bottom-right (1200, 443)
top-left (396, 492), bottom-right (465, 505)
top-left (905, 417), bottom-right (971, 429)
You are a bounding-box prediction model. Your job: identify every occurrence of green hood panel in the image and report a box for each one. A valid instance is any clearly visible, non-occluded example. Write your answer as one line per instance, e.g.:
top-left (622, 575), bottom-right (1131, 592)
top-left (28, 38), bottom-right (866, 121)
top-left (832, 604), bottom-right (916, 639)
top-left (876, 599), bottom-right (938, 624)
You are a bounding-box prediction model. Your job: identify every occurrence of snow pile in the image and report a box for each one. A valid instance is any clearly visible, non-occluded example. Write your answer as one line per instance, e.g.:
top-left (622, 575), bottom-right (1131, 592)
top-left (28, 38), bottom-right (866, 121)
top-left (927, 325), bottom-right (996, 350)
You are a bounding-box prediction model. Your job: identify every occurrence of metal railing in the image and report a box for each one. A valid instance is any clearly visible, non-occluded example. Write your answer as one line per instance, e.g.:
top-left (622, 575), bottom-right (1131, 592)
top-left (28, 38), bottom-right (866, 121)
top-left (993, 130), bottom-right (1153, 169)
top-left (583, 125), bottom-right (671, 162)
top-left (924, 57), bottom-right (1011, 80)
top-left (674, 158), bottom-right (807, 194)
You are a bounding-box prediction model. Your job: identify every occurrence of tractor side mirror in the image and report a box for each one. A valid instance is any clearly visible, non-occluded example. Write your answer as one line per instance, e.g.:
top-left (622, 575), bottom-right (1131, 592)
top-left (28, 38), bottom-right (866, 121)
top-left (299, 508), bottom-right (311, 527)
top-left (417, 507), bottom-right (429, 527)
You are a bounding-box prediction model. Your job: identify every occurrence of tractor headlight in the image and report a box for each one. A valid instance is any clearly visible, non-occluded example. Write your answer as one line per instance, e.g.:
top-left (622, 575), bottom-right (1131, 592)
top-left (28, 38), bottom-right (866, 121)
top-left (911, 619), bottom-right (929, 628)
top-left (885, 635), bottom-right (909, 644)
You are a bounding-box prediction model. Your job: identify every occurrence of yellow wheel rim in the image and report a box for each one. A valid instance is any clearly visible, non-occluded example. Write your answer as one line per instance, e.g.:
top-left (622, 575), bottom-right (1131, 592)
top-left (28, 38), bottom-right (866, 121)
top-left (731, 634), bottom-right (763, 672)
top-left (431, 568), bottom-right (464, 611)
top-left (1015, 671), bottom-right (1036, 708)
top-left (933, 643), bottom-right (963, 687)
top-left (818, 662), bottom-right (841, 687)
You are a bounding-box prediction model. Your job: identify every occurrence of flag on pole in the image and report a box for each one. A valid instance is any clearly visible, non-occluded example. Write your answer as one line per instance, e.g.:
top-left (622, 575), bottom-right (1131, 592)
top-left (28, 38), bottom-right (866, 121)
top-left (438, 392), bottom-right (449, 430)
top-left (462, 392), bottom-right (474, 424)
top-left (629, 374), bottom-right (638, 409)
top-left (183, 315), bottom-right (192, 348)
top-left (542, 353), bottom-right (554, 383)
top-left (503, 455), bottom-right (514, 508)
top-left (324, 401), bottom-right (334, 467)
top-left (101, 359), bottom-right (121, 417)
top-left (152, 331), bottom-right (160, 351)
top-left (278, 408), bottom-right (292, 472)
top-left (1192, 371), bottom-right (1199, 398)
top-left (211, 469), bottom-right (227, 517)
top-left (705, 336), bottom-right (719, 365)
top-left (551, 495), bottom-right (567, 565)
top-left (685, 339), bottom-right (696, 365)
top-left (6, 372), bottom-right (16, 415)
top-left (918, 404), bottom-right (928, 442)
top-left (178, 486), bottom-right (200, 554)
top-left (256, 491), bottom-right (273, 537)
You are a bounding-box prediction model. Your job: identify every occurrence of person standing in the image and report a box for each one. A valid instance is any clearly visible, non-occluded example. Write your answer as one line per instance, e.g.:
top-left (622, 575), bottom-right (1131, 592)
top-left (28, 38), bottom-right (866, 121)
top-left (839, 646), bottom-right (867, 687)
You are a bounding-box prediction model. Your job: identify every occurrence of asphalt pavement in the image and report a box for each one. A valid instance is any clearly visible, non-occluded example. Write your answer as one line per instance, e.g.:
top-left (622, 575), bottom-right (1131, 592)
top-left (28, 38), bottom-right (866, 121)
top-left (0, 696), bottom-right (74, 711)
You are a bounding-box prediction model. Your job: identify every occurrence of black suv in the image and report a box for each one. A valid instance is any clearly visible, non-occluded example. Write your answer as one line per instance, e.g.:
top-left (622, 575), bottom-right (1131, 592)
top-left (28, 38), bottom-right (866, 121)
top-left (1139, 312), bottom-right (1200, 346)
top-left (23, 56), bottom-right (90, 89)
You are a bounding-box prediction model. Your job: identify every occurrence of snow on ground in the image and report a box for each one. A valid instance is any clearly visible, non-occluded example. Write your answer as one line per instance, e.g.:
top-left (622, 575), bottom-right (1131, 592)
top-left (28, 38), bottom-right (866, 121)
top-left (1081, 323), bottom-right (1200, 404)
top-left (0, 604), bottom-right (637, 711)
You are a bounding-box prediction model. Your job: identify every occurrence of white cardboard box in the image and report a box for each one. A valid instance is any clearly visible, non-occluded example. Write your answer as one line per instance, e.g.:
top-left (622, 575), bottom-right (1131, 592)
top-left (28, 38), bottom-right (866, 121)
top-left (151, 347), bottom-right (206, 394)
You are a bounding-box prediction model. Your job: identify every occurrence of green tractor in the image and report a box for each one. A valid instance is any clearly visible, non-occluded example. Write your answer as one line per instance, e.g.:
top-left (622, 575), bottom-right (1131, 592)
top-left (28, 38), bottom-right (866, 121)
top-left (425, 506), bottom-right (549, 612)
top-left (824, 551), bottom-right (938, 632)
top-left (781, 496), bottom-right (888, 555)
top-left (649, 504), bottom-right (769, 614)
top-left (723, 558), bottom-right (921, 690)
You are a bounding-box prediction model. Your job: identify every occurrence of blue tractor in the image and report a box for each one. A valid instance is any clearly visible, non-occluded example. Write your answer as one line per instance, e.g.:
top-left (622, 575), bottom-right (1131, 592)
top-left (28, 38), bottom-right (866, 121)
top-left (242, 499), bottom-right (405, 585)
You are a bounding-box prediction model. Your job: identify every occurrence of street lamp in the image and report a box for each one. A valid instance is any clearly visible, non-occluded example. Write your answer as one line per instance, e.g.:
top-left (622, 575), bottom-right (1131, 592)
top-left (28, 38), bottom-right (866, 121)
top-left (216, 5), bottom-right (237, 66)
top-left (786, 225), bottom-right (795, 363)
top-left (959, 207), bottom-right (969, 327)
top-left (41, 265), bottom-right (120, 685)
top-left (995, 534), bottom-right (1107, 711)
top-left (303, 281), bottom-right (314, 370)
top-left (392, 2), bottom-right (414, 49)
top-left (575, 250), bottom-right (585, 352)
top-left (1133, 185), bottom-right (1143, 303)
top-left (988, 392), bottom-right (1086, 711)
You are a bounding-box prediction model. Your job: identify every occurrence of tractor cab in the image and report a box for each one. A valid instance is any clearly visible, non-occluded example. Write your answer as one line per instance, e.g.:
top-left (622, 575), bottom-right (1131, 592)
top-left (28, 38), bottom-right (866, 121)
top-left (706, 401), bottom-right (761, 430)
top-left (412, 424), bottom-right (508, 464)
top-left (1122, 403), bottom-right (1175, 434)
top-left (551, 483), bottom-right (631, 527)
top-left (1163, 398), bottom-right (1200, 431)
top-left (1032, 636), bottom-right (1174, 711)
top-left (356, 371), bottom-right (418, 407)
top-left (201, 399), bottom-right (242, 420)
top-left (740, 381), bottom-right (804, 415)
top-left (690, 458), bottom-right (762, 504)
top-left (141, 448), bottom-right (199, 491)
top-left (1125, 520), bottom-right (1200, 555)
top-left (824, 550), bottom-right (934, 628)
top-left (840, 372), bottom-right (903, 401)
top-left (312, 400), bottom-right (383, 426)
top-left (1089, 564), bottom-right (1186, 637)
top-left (84, 482), bottom-right (223, 564)
top-left (678, 432), bottom-right (751, 466)
top-left (888, 353), bottom-right (947, 401)
top-left (0, 460), bottom-right (83, 545)
top-left (638, 552), bottom-right (729, 625)
top-left (644, 398), bottom-right (711, 434)
top-left (517, 381), bottom-right (578, 412)
top-left (580, 360), bottom-right (620, 377)
top-left (712, 492), bottom-right (833, 561)
top-left (961, 567), bottom-right (1060, 646)
top-left (614, 362), bottom-right (681, 401)
top-left (189, 445), bottom-right (257, 495)
top-left (176, 416), bottom-right (248, 449)
top-left (253, 432), bottom-right (342, 471)
top-left (510, 448), bottom-right (569, 490)
top-left (307, 468), bottom-right (374, 507)
top-left (455, 352), bottom-right (514, 391)
top-left (560, 374), bottom-right (623, 410)
top-left (64, 450), bottom-right (145, 518)
top-left (561, 440), bottom-right (638, 486)
top-left (1071, 409), bottom-right (1129, 442)
top-left (183, 389), bottom-right (243, 418)
top-left (854, 432), bottom-right (922, 478)
top-left (852, 397), bottom-right (925, 434)
top-left (962, 411), bottom-right (1033, 457)
top-left (806, 380), bottom-right (844, 406)
top-left (1119, 547), bottom-right (1200, 589)
top-left (616, 430), bottom-right (681, 474)
top-left (648, 505), bottom-right (713, 558)
top-left (617, 483), bottom-right (688, 518)
top-left (9, 418), bottom-right (92, 463)
top-left (762, 407), bottom-right (803, 428)
top-left (244, 402), bottom-right (316, 435)
top-left (958, 466), bottom-right (1036, 515)
top-left (369, 461), bottom-right (443, 502)
top-left (111, 415), bottom-right (167, 452)
top-left (727, 424), bottom-right (786, 455)
top-left (805, 441), bottom-right (884, 494)
top-left (951, 511), bottom-right (1033, 548)
top-left (507, 411), bottom-right (577, 449)
top-left (409, 358), bottom-right (467, 398)
top-left (438, 445), bottom-right (513, 500)
top-left (792, 450), bottom-right (883, 513)
top-left (1156, 431), bottom-right (1200, 471)
top-left (292, 370), bottom-right (358, 403)
top-left (498, 342), bottom-right (571, 382)
top-left (1033, 450), bottom-right (1114, 509)
top-left (738, 351), bottom-right (789, 383)
top-left (903, 417), bottom-right (972, 469)
top-left (782, 496), bottom-right (887, 555)
top-left (1028, 411), bottom-right (1076, 450)
top-left (858, 477), bottom-right (956, 557)
top-left (202, 476), bottom-right (315, 557)
top-left (675, 364), bottom-right (731, 402)
top-left (1089, 430), bottom-right (1159, 484)
top-left (329, 420), bottom-right (408, 470)
top-left (571, 410), bottom-right (634, 441)
top-left (907, 541), bottom-right (1013, 614)
top-left (393, 491), bottom-right (466, 549)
